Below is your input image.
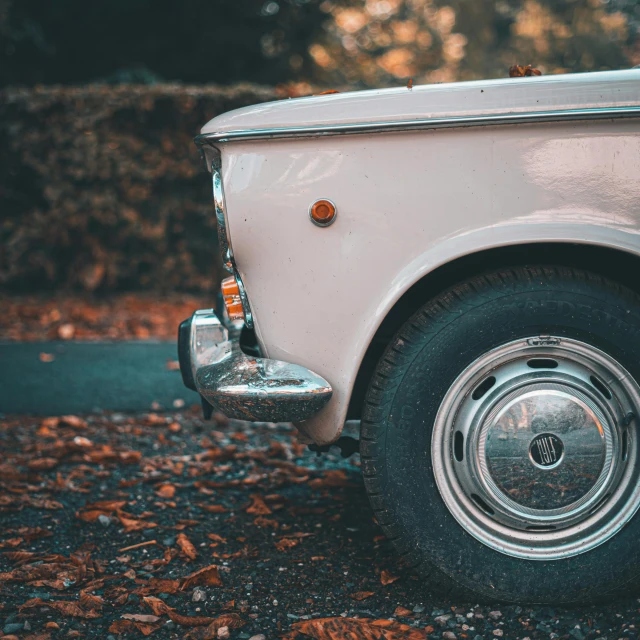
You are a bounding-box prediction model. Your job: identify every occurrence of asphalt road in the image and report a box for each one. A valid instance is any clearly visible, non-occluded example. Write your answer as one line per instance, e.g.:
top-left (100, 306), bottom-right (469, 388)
top-left (0, 341), bottom-right (199, 415)
top-left (2, 411), bottom-right (640, 639)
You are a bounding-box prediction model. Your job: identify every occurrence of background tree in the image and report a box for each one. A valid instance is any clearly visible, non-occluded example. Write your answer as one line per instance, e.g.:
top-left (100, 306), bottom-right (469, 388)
top-left (0, 0), bottom-right (637, 89)
top-left (308, 0), bottom-right (639, 88)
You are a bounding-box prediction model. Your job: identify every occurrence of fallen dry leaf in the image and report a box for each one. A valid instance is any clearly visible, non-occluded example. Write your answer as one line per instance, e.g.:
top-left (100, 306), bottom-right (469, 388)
top-left (60, 415), bottom-right (88, 429)
top-left (122, 613), bottom-right (161, 623)
top-left (109, 619), bottom-right (162, 636)
top-left (246, 494), bottom-right (271, 515)
top-left (166, 611), bottom-right (216, 627)
top-left (148, 577), bottom-right (181, 594)
top-left (39, 352), bottom-right (55, 362)
top-left (350, 591), bottom-right (375, 601)
top-left (180, 564), bottom-right (223, 590)
top-left (380, 570), bottom-right (400, 585)
top-left (509, 63), bottom-right (542, 77)
top-left (394, 606), bottom-right (413, 617)
top-left (156, 483), bottom-right (176, 498)
top-left (117, 510), bottom-right (158, 532)
top-left (198, 504), bottom-right (227, 513)
top-left (27, 458), bottom-right (59, 471)
top-left (79, 590), bottom-right (104, 610)
top-left (253, 516), bottom-right (278, 529)
top-left (21, 598), bottom-right (102, 619)
top-left (206, 533), bottom-right (227, 545)
top-left (292, 617), bottom-right (426, 639)
top-left (142, 596), bottom-right (171, 616)
top-left (176, 533), bottom-right (197, 560)
top-left (185, 613), bottom-right (245, 639)
top-left (275, 537), bottom-right (299, 551)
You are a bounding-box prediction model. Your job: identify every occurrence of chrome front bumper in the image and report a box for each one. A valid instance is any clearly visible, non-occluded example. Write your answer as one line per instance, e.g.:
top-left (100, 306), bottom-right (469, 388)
top-left (178, 310), bottom-right (333, 422)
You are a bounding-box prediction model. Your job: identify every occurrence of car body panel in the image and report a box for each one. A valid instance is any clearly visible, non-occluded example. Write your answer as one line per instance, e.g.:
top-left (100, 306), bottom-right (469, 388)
top-left (197, 71), bottom-right (640, 444)
top-left (200, 70), bottom-right (640, 138)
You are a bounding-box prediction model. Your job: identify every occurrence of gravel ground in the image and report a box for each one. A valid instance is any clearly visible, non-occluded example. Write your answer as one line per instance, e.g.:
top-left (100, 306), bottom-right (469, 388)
top-left (1, 409), bottom-right (639, 639)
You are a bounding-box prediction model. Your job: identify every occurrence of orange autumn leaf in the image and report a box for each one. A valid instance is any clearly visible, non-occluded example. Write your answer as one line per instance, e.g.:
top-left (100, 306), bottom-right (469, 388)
top-left (77, 510), bottom-right (113, 523)
top-left (185, 613), bottom-right (245, 639)
top-left (142, 597), bottom-right (215, 628)
top-left (176, 533), bottom-right (197, 560)
top-left (274, 537), bottom-right (299, 551)
top-left (89, 500), bottom-right (128, 510)
top-left (509, 63), bottom-right (542, 77)
top-left (206, 533), bottom-right (227, 545)
top-left (79, 590), bottom-right (104, 610)
top-left (109, 619), bottom-right (161, 636)
top-left (0, 538), bottom-right (23, 548)
top-left (317, 89), bottom-right (340, 95)
top-left (180, 564), bottom-right (223, 590)
top-left (20, 598), bottom-right (102, 619)
top-left (166, 610), bottom-right (215, 627)
top-left (350, 591), bottom-right (375, 601)
top-left (117, 511), bottom-right (157, 532)
top-left (245, 494), bottom-right (271, 515)
top-left (122, 614), bottom-right (161, 623)
top-left (380, 570), bottom-right (400, 585)
top-left (198, 504), bottom-right (227, 513)
top-left (27, 458), bottom-right (59, 471)
top-left (148, 577), bottom-right (181, 594)
top-left (156, 483), bottom-right (176, 498)
top-left (394, 606), bottom-right (413, 616)
top-left (60, 415), bottom-right (88, 429)
top-left (253, 516), bottom-right (278, 529)
top-left (291, 617), bottom-right (427, 639)
top-left (142, 596), bottom-right (172, 617)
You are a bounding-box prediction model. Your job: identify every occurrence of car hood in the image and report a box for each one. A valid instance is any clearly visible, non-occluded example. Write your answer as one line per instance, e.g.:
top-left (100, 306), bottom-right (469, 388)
top-left (201, 69), bottom-right (640, 140)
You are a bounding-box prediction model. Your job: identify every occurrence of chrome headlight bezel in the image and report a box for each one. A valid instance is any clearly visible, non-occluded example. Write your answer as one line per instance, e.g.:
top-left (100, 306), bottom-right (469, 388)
top-left (211, 160), bottom-right (253, 328)
top-left (212, 164), bottom-right (233, 274)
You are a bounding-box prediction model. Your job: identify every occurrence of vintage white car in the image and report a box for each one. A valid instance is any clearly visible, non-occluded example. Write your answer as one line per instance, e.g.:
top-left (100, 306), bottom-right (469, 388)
top-left (179, 69), bottom-right (640, 604)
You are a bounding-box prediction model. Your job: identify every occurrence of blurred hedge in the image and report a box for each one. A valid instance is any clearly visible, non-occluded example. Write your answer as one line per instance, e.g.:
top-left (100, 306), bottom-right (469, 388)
top-left (0, 83), bottom-right (281, 293)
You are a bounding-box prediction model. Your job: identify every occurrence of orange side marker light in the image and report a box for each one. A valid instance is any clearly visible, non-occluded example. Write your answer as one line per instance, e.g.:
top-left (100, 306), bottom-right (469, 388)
top-left (309, 199), bottom-right (337, 227)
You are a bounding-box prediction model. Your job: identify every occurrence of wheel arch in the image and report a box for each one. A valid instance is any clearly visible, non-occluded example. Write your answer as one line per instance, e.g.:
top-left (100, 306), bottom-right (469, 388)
top-left (347, 242), bottom-right (640, 420)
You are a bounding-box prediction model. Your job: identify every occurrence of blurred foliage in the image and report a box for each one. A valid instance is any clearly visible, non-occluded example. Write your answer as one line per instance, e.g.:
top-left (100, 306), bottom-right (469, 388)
top-left (0, 0), bottom-right (638, 89)
top-left (1, 1), bottom-right (638, 294)
top-left (312, 0), bottom-right (640, 86)
top-left (0, 84), bottom-right (279, 293)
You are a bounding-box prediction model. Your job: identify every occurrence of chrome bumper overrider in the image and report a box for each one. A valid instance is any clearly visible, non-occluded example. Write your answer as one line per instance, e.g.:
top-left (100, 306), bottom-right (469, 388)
top-left (178, 310), bottom-right (333, 422)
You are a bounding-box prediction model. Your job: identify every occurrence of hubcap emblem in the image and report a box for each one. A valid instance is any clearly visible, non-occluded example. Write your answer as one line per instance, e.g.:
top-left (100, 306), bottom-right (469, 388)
top-left (529, 433), bottom-right (564, 468)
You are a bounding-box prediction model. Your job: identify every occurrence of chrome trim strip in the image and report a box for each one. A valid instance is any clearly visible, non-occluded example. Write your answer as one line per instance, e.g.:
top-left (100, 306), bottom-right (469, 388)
top-left (212, 165), bottom-right (234, 273)
top-left (195, 106), bottom-right (640, 146)
top-left (212, 163), bottom-right (254, 328)
top-left (234, 271), bottom-right (253, 329)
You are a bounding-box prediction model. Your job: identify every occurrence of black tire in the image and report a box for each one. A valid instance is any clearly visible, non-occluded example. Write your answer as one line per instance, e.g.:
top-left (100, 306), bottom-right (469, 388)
top-left (361, 265), bottom-right (640, 604)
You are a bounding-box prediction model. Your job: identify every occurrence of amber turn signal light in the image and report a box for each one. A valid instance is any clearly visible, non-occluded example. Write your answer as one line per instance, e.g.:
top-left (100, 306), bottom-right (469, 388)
top-left (309, 199), bottom-right (337, 227)
top-left (221, 275), bottom-right (244, 321)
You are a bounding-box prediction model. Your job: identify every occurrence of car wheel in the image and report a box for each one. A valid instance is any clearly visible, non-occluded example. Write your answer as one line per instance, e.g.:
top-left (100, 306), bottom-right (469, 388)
top-left (361, 266), bottom-right (640, 604)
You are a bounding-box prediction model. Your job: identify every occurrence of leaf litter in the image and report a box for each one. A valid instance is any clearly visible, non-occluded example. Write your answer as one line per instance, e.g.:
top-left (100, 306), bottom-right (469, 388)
top-left (1, 407), bottom-right (638, 638)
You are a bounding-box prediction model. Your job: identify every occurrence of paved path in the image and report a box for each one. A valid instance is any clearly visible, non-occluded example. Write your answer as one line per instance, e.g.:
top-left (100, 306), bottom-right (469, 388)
top-left (0, 341), bottom-right (199, 415)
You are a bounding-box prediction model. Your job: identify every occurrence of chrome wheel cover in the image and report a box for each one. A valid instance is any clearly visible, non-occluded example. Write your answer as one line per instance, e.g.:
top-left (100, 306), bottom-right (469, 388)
top-left (432, 336), bottom-right (640, 560)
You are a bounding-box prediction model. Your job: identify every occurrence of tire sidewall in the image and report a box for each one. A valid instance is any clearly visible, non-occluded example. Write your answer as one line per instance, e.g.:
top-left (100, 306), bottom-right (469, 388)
top-left (367, 270), bottom-right (640, 603)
